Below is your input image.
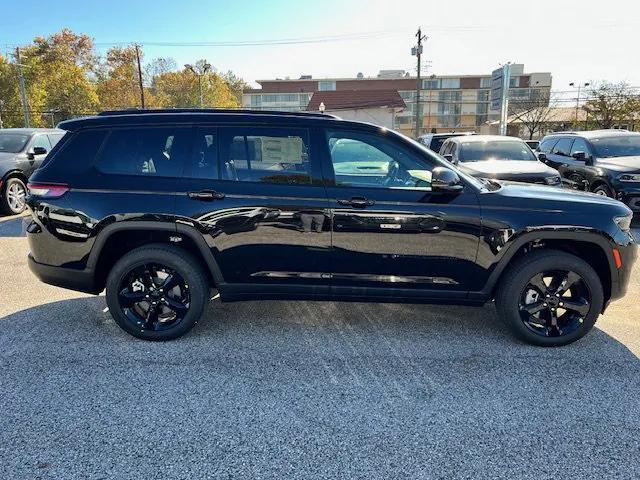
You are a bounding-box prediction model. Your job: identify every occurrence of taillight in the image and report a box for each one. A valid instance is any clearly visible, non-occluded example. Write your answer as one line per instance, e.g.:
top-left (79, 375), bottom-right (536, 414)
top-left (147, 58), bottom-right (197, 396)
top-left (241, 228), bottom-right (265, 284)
top-left (27, 183), bottom-right (69, 198)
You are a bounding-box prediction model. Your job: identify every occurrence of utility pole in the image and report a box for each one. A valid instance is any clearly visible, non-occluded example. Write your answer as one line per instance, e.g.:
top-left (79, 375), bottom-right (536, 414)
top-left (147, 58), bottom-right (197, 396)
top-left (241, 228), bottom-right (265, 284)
top-left (412, 28), bottom-right (427, 138)
top-left (134, 44), bottom-right (145, 109)
top-left (0, 100), bottom-right (4, 129)
top-left (15, 47), bottom-right (30, 128)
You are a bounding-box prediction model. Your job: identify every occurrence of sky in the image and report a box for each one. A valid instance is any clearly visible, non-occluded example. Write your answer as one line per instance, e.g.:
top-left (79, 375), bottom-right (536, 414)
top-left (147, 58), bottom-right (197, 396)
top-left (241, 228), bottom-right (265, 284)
top-left (1, 0), bottom-right (640, 96)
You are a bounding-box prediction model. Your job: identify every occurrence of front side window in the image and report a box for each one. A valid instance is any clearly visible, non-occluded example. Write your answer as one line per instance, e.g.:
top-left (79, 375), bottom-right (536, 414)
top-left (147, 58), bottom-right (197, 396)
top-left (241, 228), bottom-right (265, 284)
top-left (220, 127), bottom-right (311, 185)
top-left (31, 135), bottom-right (52, 151)
top-left (538, 137), bottom-right (559, 153)
top-left (96, 127), bottom-right (190, 177)
top-left (0, 133), bottom-right (29, 153)
top-left (327, 130), bottom-right (433, 190)
top-left (552, 138), bottom-right (574, 156)
top-left (458, 140), bottom-right (537, 162)
top-left (590, 135), bottom-right (640, 158)
top-left (570, 138), bottom-right (591, 156)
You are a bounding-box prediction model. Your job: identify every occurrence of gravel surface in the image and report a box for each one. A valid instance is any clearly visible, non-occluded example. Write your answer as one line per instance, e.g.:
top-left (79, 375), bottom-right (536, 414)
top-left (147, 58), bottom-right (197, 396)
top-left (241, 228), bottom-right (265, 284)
top-left (1, 217), bottom-right (639, 479)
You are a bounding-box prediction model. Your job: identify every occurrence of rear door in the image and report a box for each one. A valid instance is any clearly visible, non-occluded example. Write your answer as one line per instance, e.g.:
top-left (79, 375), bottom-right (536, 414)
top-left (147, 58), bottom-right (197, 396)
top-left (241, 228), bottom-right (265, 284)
top-left (175, 124), bottom-right (331, 294)
top-left (320, 128), bottom-right (482, 300)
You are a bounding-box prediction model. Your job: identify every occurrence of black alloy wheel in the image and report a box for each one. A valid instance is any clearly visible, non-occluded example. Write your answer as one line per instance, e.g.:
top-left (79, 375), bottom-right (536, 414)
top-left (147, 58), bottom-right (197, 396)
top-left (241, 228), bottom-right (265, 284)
top-left (118, 263), bottom-right (191, 332)
top-left (106, 245), bottom-right (209, 340)
top-left (518, 270), bottom-right (591, 338)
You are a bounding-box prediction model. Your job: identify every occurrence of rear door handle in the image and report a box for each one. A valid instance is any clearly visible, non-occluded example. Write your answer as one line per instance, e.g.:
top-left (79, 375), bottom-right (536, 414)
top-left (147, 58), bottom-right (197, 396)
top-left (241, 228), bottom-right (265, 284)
top-left (187, 190), bottom-right (225, 201)
top-left (337, 197), bottom-right (375, 208)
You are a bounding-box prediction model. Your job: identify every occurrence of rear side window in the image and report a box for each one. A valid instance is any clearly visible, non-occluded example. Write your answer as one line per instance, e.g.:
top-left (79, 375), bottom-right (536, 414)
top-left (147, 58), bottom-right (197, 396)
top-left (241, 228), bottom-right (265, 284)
top-left (189, 127), bottom-right (218, 179)
top-left (96, 128), bottom-right (191, 177)
top-left (219, 127), bottom-right (312, 185)
top-left (538, 137), bottom-right (558, 153)
top-left (40, 129), bottom-right (107, 172)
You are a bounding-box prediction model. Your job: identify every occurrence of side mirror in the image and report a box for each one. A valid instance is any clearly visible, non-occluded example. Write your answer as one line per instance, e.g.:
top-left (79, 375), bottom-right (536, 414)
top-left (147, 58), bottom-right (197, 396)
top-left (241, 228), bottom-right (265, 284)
top-left (432, 166), bottom-right (464, 193)
top-left (537, 152), bottom-right (548, 162)
top-left (572, 151), bottom-right (587, 161)
top-left (28, 146), bottom-right (47, 159)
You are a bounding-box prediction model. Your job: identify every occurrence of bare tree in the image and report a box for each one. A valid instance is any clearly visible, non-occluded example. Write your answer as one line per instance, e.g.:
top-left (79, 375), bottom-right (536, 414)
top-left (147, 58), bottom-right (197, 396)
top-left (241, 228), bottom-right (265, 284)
top-left (583, 82), bottom-right (637, 129)
top-left (507, 91), bottom-right (555, 139)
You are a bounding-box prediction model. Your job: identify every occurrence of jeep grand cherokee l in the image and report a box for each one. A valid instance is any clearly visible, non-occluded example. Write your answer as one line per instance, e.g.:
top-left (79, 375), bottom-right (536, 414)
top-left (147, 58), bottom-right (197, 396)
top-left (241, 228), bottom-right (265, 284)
top-left (26, 109), bottom-right (637, 346)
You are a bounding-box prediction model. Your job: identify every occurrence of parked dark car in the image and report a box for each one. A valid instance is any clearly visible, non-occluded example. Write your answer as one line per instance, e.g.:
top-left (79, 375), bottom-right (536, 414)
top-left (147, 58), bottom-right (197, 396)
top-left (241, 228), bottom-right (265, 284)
top-left (536, 130), bottom-right (640, 215)
top-left (439, 135), bottom-right (562, 186)
top-left (26, 109), bottom-right (636, 346)
top-left (0, 128), bottom-right (65, 214)
top-left (417, 131), bottom-right (475, 152)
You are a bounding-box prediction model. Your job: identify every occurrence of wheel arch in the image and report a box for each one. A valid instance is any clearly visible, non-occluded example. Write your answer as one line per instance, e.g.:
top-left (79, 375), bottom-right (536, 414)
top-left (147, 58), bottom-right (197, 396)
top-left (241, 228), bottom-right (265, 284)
top-left (88, 221), bottom-right (225, 292)
top-left (479, 230), bottom-right (617, 307)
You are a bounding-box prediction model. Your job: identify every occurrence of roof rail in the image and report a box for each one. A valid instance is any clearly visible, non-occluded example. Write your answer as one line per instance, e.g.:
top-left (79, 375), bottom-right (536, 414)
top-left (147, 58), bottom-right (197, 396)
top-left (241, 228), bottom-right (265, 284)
top-left (96, 108), bottom-right (340, 119)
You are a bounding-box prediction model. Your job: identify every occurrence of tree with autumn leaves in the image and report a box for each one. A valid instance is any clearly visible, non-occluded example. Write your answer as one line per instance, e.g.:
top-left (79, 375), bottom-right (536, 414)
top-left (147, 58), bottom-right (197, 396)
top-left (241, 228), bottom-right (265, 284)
top-left (0, 28), bottom-right (246, 128)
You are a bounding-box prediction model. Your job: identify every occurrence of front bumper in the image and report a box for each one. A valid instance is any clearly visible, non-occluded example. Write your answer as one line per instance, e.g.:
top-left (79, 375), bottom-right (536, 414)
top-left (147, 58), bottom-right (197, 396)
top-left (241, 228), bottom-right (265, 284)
top-left (27, 254), bottom-right (100, 294)
top-left (610, 241), bottom-right (638, 303)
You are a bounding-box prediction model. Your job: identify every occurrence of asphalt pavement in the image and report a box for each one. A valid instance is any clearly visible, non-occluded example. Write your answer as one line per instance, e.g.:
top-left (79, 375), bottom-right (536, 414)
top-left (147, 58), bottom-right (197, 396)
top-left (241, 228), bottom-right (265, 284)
top-left (1, 215), bottom-right (639, 479)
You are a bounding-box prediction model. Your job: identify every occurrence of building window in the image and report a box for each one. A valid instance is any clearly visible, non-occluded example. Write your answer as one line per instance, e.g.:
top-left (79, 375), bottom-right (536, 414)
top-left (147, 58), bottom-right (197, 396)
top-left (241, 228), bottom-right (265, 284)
top-left (318, 80), bottom-right (336, 91)
top-left (441, 78), bottom-right (460, 89)
top-left (480, 77), bottom-right (491, 88)
top-left (509, 76), bottom-right (520, 88)
top-left (423, 78), bottom-right (441, 89)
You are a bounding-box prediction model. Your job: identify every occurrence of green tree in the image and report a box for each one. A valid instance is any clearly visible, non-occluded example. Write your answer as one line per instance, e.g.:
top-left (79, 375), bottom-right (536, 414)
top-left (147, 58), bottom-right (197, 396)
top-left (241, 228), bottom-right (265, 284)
top-left (583, 82), bottom-right (637, 129)
top-left (96, 46), bottom-right (148, 110)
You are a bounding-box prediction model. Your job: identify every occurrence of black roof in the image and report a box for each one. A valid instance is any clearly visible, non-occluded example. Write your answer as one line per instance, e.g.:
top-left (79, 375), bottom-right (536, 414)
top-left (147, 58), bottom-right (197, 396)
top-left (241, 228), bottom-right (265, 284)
top-left (58, 109), bottom-right (348, 131)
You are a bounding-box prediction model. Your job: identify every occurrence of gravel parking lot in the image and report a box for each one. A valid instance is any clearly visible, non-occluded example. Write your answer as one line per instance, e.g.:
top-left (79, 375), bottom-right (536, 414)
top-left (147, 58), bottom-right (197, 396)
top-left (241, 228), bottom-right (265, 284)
top-left (1, 214), bottom-right (639, 479)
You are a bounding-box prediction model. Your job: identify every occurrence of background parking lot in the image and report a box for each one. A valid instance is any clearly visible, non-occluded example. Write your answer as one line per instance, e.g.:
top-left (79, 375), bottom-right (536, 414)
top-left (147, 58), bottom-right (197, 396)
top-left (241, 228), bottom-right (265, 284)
top-left (1, 214), bottom-right (639, 479)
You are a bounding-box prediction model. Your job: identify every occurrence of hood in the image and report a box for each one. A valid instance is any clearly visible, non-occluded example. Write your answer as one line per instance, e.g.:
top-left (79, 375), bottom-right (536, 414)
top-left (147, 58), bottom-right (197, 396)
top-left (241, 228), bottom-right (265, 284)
top-left (0, 152), bottom-right (18, 162)
top-left (459, 159), bottom-right (558, 178)
top-left (595, 156), bottom-right (640, 172)
top-left (493, 181), bottom-right (630, 214)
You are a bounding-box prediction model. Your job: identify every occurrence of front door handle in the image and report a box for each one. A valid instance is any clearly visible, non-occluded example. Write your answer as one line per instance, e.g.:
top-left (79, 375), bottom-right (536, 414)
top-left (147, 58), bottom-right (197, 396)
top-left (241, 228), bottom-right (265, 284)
top-left (337, 197), bottom-right (375, 208)
top-left (187, 190), bottom-right (225, 201)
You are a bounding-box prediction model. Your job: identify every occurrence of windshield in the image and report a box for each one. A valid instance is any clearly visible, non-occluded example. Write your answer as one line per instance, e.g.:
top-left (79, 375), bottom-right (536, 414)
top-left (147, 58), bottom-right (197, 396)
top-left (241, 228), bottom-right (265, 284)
top-left (590, 135), bottom-right (640, 158)
top-left (0, 133), bottom-right (29, 153)
top-left (459, 140), bottom-right (537, 162)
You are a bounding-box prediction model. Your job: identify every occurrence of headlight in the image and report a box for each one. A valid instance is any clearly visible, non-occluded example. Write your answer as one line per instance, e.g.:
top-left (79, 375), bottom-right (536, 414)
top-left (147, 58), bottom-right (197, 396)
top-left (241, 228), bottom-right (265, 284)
top-left (618, 174), bottom-right (640, 182)
top-left (614, 214), bottom-right (632, 232)
top-left (544, 176), bottom-right (561, 185)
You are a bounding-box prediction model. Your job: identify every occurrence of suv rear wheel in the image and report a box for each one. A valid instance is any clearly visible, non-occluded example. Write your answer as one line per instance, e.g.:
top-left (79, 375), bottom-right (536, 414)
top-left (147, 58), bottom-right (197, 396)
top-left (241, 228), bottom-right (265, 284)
top-left (105, 244), bottom-right (209, 341)
top-left (592, 183), bottom-right (613, 197)
top-left (1, 177), bottom-right (27, 215)
top-left (496, 250), bottom-right (604, 346)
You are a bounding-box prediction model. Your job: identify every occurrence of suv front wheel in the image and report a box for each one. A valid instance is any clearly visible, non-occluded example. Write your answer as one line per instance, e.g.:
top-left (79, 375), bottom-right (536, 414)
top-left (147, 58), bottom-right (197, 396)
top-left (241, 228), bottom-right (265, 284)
top-left (496, 250), bottom-right (604, 346)
top-left (106, 244), bottom-right (209, 341)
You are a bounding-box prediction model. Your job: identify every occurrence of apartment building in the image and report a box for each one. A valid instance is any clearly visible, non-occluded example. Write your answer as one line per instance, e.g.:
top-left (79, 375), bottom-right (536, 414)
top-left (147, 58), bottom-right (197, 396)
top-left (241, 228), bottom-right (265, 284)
top-left (242, 64), bottom-right (552, 137)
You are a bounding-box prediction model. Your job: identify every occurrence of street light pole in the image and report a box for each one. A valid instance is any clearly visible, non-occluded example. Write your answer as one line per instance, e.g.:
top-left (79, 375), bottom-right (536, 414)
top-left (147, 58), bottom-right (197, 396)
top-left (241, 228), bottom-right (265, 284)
top-left (185, 62), bottom-right (212, 108)
top-left (15, 47), bottom-right (30, 128)
top-left (569, 82), bottom-right (590, 126)
top-left (412, 28), bottom-right (427, 138)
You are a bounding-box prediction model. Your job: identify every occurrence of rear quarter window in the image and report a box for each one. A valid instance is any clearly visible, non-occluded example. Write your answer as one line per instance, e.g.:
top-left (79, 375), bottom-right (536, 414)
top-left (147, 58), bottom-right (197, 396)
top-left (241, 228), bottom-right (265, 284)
top-left (36, 129), bottom-right (107, 174)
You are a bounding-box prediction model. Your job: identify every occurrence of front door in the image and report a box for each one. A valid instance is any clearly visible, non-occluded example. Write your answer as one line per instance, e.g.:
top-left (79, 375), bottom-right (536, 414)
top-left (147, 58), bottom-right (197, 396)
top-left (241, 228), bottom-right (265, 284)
top-left (320, 128), bottom-right (483, 300)
top-left (175, 125), bottom-right (331, 294)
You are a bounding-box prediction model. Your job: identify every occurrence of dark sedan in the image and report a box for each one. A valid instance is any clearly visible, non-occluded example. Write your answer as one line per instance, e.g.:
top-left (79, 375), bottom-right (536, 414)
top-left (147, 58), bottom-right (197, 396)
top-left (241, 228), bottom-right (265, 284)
top-left (439, 135), bottom-right (562, 186)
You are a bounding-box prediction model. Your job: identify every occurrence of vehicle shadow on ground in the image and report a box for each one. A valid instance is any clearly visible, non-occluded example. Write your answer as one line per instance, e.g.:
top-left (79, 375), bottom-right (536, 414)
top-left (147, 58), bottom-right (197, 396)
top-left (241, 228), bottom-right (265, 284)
top-left (1, 294), bottom-right (637, 362)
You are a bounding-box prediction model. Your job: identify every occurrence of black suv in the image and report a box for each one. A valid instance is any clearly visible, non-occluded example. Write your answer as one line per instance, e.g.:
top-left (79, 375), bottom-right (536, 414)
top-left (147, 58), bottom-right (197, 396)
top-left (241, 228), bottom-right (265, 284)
top-left (26, 110), bottom-right (637, 346)
top-left (536, 130), bottom-right (640, 214)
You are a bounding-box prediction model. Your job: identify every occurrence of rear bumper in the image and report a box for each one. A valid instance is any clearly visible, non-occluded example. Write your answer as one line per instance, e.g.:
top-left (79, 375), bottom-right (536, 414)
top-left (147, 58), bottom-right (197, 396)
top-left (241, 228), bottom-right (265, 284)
top-left (27, 254), bottom-right (100, 294)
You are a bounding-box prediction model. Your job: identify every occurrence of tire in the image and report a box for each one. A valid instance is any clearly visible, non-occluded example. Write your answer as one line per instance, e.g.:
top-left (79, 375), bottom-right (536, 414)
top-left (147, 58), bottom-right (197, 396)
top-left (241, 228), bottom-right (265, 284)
top-left (105, 244), bottom-right (209, 341)
top-left (592, 183), bottom-right (613, 197)
top-left (1, 177), bottom-right (28, 215)
top-left (495, 250), bottom-right (604, 347)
